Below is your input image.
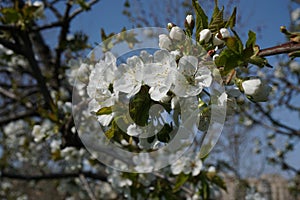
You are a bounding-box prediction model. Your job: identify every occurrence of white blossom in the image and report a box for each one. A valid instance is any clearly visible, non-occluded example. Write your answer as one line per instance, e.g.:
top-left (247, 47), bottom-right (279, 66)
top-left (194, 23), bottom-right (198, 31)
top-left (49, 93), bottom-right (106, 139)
top-left (159, 34), bottom-right (172, 50)
top-left (289, 60), bottom-right (300, 73)
top-left (133, 154), bottom-right (154, 172)
top-left (170, 156), bottom-right (202, 176)
top-left (143, 50), bottom-right (177, 101)
top-left (172, 56), bottom-right (212, 97)
top-left (32, 125), bottom-right (45, 142)
top-left (291, 8), bottom-right (300, 22)
top-left (127, 123), bottom-right (141, 136)
top-left (113, 56), bottom-right (144, 97)
top-left (183, 157), bottom-right (202, 176)
top-left (242, 78), bottom-right (272, 102)
top-left (170, 157), bottom-right (186, 175)
top-left (169, 26), bottom-right (186, 41)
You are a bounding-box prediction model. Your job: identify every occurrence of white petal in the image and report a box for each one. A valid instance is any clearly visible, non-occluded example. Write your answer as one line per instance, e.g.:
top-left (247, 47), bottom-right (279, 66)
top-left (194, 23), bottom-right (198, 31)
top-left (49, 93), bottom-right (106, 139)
top-left (97, 114), bottom-right (114, 126)
top-left (178, 56), bottom-right (198, 76)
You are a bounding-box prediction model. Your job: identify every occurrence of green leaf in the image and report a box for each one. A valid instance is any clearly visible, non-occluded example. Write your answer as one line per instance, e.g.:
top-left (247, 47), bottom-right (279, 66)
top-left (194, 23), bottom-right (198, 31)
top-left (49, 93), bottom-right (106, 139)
top-left (245, 30), bottom-right (256, 49)
top-left (76, 0), bottom-right (91, 10)
top-left (173, 173), bottom-right (189, 192)
top-left (225, 37), bottom-right (242, 54)
top-left (104, 126), bottom-right (115, 140)
top-left (249, 55), bottom-right (269, 68)
top-left (215, 49), bottom-right (244, 75)
top-left (96, 107), bottom-right (112, 115)
top-left (129, 86), bottom-right (151, 126)
top-left (211, 175), bottom-right (227, 191)
top-left (225, 7), bottom-right (237, 28)
top-left (209, 3), bottom-right (225, 34)
top-left (1, 7), bottom-right (22, 24)
top-left (201, 178), bottom-right (210, 199)
top-left (226, 29), bottom-right (243, 54)
top-left (192, 0), bottom-right (208, 41)
top-left (157, 123), bottom-right (173, 143)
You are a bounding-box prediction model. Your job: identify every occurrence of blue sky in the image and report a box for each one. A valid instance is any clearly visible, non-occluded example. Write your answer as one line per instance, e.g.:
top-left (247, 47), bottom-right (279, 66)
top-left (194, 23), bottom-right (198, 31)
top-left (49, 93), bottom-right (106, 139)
top-left (71, 0), bottom-right (292, 49)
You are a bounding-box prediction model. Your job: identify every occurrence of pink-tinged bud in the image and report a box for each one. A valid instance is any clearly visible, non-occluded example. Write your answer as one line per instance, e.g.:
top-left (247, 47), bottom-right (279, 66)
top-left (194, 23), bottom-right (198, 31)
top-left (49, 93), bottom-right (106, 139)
top-left (199, 29), bottom-right (212, 43)
top-left (169, 26), bottom-right (185, 41)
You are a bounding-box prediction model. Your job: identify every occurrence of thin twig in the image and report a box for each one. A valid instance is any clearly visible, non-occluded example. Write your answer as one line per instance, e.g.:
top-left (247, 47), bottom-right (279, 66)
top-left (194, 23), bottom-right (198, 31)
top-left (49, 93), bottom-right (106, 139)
top-left (79, 174), bottom-right (97, 200)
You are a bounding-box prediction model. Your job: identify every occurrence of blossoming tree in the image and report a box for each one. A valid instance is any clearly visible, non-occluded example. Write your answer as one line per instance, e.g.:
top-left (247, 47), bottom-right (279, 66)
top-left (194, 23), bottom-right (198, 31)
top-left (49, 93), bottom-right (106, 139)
top-left (0, 0), bottom-right (300, 199)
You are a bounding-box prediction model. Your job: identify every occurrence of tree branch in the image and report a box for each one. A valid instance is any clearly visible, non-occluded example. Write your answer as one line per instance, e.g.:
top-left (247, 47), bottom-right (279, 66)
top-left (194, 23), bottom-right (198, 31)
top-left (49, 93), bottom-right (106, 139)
top-left (0, 110), bottom-right (38, 125)
top-left (19, 31), bottom-right (56, 111)
top-left (258, 41), bottom-right (300, 57)
top-left (1, 171), bottom-right (107, 182)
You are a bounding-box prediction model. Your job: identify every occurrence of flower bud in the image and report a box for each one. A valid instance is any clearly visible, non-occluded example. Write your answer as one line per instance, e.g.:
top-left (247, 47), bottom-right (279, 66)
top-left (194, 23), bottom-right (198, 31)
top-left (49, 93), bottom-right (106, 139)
top-left (169, 26), bottom-right (185, 41)
top-left (219, 28), bottom-right (230, 39)
top-left (33, 1), bottom-right (44, 17)
top-left (242, 78), bottom-right (271, 102)
top-left (167, 23), bottom-right (176, 30)
top-left (159, 34), bottom-right (172, 50)
top-left (185, 15), bottom-right (195, 29)
top-left (207, 166), bottom-right (216, 179)
top-left (213, 34), bottom-right (224, 46)
top-left (213, 28), bottom-right (230, 46)
top-left (199, 29), bottom-right (212, 43)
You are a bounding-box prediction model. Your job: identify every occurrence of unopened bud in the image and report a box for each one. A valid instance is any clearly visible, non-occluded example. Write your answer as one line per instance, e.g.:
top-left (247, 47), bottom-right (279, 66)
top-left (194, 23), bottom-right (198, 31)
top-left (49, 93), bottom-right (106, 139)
top-left (199, 29), bottom-right (212, 43)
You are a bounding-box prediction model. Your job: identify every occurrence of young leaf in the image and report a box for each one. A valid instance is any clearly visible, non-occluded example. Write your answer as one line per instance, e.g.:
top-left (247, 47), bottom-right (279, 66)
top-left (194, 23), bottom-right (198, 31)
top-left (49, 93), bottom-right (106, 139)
top-left (225, 37), bottom-right (242, 54)
top-left (245, 30), bottom-right (256, 49)
top-left (192, 0), bottom-right (208, 41)
top-left (225, 7), bottom-right (237, 29)
top-left (230, 29), bottom-right (243, 53)
top-left (209, 6), bottom-right (225, 34)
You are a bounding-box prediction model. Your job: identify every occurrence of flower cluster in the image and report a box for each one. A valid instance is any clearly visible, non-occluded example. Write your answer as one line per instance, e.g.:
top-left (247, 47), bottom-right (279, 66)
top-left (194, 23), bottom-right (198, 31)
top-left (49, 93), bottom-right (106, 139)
top-left (87, 49), bottom-right (212, 128)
